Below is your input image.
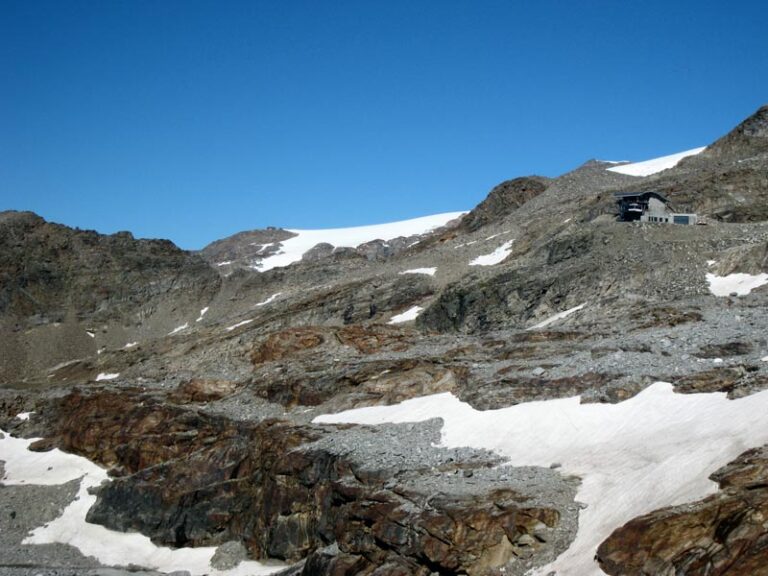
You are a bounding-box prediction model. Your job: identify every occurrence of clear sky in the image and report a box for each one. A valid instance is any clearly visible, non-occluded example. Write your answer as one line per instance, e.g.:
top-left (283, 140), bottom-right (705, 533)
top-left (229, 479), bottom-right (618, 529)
top-left (2, 0), bottom-right (767, 249)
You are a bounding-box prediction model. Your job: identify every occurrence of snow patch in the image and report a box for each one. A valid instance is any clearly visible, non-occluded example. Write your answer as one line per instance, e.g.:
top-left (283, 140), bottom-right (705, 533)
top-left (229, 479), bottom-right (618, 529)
top-left (255, 212), bottom-right (466, 271)
top-left (314, 383), bottom-right (768, 576)
top-left (226, 319), bottom-right (253, 332)
top-left (388, 306), bottom-right (423, 324)
top-left (399, 267), bottom-right (437, 276)
top-left (123, 342), bottom-right (138, 349)
top-left (15, 412), bottom-right (33, 421)
top-left (706, 272), bottom-right (768, 296)
top-left (528, 303), bottom-right (586, 330)
top-left (168, 323), bottom-right (189, 335)
top-left (255, 292), bottom-right (281, 307)
top-left (606, 147), bottom-right (706, 177)
top-left (95, 373), bottom-right (119, 381)
top-left (216, 261), bottom-right (232, 267)
top-left (85, 330), bottom-right (96, 338)
top-left (0, 431), bottom-right (284, 575)
top-left (196, 307), bottom-right (209, 322)
top-left (469, 240), bottom-right (514, 266)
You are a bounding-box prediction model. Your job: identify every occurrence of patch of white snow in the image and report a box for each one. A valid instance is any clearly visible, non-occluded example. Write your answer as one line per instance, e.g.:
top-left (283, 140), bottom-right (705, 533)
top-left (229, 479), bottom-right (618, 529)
top-left (388, 306), bottom-right (423, 324)
top-left (123, 342), bottom-right (138, 349)
top-left (226, 319), bottom-right (253, 332)
top-left (216, 261), bottom-right (232, 267)
top-left (95, 373), bottom-right (119, 381)
top-left (399, 268), bottom-right (437, 276)
top-left (15, 412), bottom-right (33, 421)
top-left (313, 383), bottom-right (768, 576)
top-left (706, 272), bottom-right (768, 296)
top-left (255, 292), bottom-right (281, 307)
top-left (85, 331), bottom-right (96, 338)
top-left (606, 147), bottom-right (706, 177)
top-left (469, 240), bottom-right (515, 266)
top-left (168, 323), bottom-right (189, 335)
top-left (528, 303), bottom-right (587, 330)
top-left (196, 307), bottom-right (209, 322)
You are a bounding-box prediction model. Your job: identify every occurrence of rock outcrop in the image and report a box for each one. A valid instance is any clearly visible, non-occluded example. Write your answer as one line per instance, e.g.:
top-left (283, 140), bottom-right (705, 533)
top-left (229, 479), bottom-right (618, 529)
top-left (459, 177), bottom-right (550, 232)
top-left (597, 445), bottom-right (768, 576)
top-left (35, 386), bottom-right (578, 575)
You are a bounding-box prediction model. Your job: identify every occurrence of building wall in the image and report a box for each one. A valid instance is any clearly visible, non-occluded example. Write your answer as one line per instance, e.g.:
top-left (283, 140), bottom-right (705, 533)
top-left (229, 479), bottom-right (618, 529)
top-left (646, 197), bottom-right (668, 215)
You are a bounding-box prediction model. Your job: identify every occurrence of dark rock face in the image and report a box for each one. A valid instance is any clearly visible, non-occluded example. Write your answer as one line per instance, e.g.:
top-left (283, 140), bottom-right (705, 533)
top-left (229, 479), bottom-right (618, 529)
top-left (672, 365), bottom-right (768, 398)
top-left (459, 371), bottom-right (621, 410)
top-left (0, 211), bottom-right (219, 325)
top-left (696, 341), bottom-right (753, 358)
top-left (705, 105), bottom-right (768, 160)
top-left (596, 446), bottom-right (768, 576)
top-left (417, 266), bottom-right (583, 333)
top-left (460, 177), bottom-right (550, 232)
top-left (40, 387), bottom-right (575, 575)
top-left (0, 211), bottom-right (221, 382)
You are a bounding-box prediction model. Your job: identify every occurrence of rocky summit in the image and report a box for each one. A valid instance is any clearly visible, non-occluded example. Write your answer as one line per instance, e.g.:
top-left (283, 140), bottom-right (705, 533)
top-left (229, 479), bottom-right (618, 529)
top-left (2, 105), bottom-right (768, 576)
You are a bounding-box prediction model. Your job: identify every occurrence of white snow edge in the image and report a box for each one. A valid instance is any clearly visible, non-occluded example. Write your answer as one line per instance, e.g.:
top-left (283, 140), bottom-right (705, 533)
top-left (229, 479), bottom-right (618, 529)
top-left (706, 272), bottom-right (768, 296)
top-left (606, 147), bottom-right (706, 177)
top-left (256, 212), bottom-right (466, 271)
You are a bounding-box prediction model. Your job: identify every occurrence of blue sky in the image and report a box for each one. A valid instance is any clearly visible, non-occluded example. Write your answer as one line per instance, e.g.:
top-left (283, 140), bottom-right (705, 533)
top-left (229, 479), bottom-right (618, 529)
top-left (1, 0), bottom-right (767, 249)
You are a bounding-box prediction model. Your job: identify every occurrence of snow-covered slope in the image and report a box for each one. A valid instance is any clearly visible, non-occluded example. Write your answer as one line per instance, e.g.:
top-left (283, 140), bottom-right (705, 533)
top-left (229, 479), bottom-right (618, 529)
top-left (255, 212), bottom-right (466, 271)
top-left (315, 383), bottom-right (768, 576)
top-left (0, 431), bottom-right (283, 576)
top-left (606, 146), bottom-right (706, 176)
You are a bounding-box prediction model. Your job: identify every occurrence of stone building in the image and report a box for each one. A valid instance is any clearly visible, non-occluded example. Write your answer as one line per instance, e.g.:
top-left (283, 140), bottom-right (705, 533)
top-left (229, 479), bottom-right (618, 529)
top-left (614, 191), bottom-right (698, 225)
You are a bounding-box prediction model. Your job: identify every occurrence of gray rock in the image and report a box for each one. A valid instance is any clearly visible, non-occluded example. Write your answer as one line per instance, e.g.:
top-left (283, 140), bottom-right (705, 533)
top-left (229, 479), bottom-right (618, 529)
top-left (210, 540), bottom-right (248, 570)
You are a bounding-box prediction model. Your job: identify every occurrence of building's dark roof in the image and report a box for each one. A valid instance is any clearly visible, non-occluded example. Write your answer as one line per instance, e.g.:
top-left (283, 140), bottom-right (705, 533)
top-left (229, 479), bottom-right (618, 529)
top-left (613, 191), bottom-right (669, 203)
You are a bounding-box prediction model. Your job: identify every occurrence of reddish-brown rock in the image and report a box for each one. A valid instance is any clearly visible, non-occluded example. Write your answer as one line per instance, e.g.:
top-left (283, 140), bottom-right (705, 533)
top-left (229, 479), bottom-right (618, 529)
top-left (596, 445), bottom-right (768, 575)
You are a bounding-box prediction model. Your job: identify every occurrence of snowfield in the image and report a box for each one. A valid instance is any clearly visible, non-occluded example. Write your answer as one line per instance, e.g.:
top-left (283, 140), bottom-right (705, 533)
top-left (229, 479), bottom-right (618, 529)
top-left (314, 383), bottom-right (768, 576)
top-left (255, 212), bottom-right (466, 271)
top-left (0, 431), bottom-right (284, 576)
top-left (706, 272), bottom-right (768, 296)
top-left (606, 146), bottom-right (706, 176)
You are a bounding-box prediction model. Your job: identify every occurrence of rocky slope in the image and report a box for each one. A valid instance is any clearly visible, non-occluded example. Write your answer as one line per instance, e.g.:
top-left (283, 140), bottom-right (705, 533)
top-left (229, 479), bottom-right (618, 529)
top-left (1, 104), bottom-right (768, 576)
